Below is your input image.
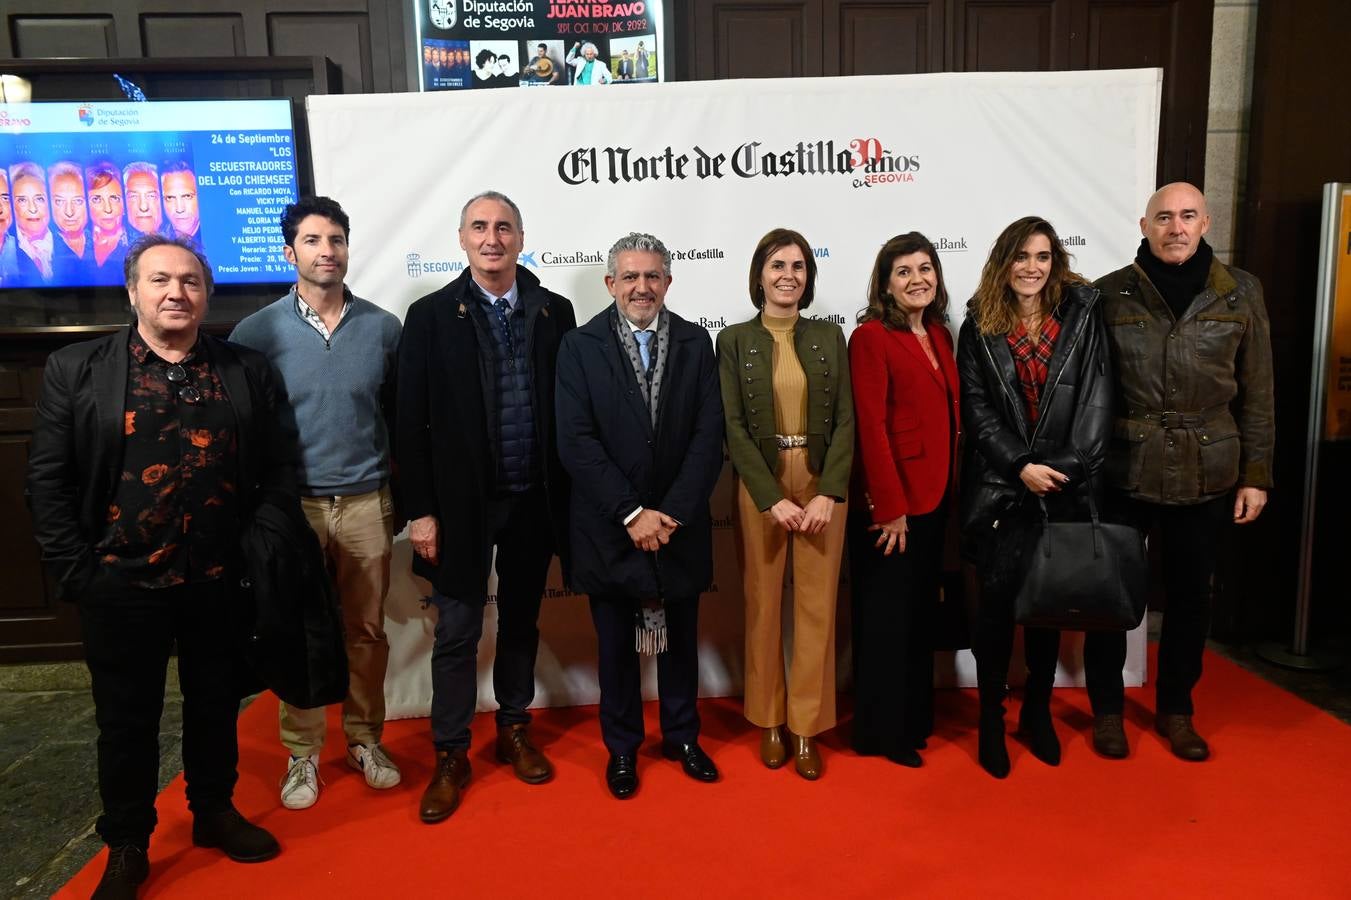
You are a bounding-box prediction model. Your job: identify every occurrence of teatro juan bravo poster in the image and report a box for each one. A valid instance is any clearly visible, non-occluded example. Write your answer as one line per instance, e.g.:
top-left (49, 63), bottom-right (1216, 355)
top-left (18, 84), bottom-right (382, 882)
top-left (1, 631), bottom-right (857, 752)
top-left (413, 0), bottom-right (665, 91)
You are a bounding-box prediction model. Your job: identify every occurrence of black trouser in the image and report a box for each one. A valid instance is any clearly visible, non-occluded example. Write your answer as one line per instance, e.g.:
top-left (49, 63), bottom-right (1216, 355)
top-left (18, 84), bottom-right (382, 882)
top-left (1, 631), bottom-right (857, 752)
top-left (78, 579), bottom-right (240, 849)
top-left (1102, 493), bottom-right (1232, 715)
top-left (429, 487), bottom-right (554, 751)
top-left (973, 582), bottom-right (1128, 716)
top-left (588, 594), bottom-right (701, 757)
top-left (847, 500), bottom-right (946, 756)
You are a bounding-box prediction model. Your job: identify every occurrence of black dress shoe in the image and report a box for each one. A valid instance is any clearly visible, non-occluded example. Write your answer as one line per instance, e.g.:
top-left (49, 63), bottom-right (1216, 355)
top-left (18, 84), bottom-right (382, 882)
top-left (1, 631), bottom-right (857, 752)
top-left (191, 807), bottom-right (280, 863)
top-left (92, 844), bottom-right (149, 900)
top-left (660, 741), bottom-right (719, 782)
top-left (605, 754), bottom-right (639, 799)
top-left (886, 748), bottom-right (923, 768)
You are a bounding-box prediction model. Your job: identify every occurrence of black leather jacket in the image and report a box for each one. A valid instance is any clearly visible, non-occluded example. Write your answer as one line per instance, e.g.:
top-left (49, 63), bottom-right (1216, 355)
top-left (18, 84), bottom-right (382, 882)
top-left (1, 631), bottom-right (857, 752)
top-left (956, 283), bottom-right (1113, 548)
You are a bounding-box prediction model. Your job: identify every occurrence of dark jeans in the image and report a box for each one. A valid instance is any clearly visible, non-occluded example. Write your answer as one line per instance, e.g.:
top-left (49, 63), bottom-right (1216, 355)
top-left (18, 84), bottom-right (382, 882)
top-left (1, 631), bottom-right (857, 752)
top-left (1112, 493), bottom-right (1233, 715)
top-left (429, 487), bottom-right (554, 750)
top-left (78, 578), bottom-right (240, 848)
top-left (588, 594), bottom-right (701, 756)
top-left (847, 500), bottom-right (946, 756)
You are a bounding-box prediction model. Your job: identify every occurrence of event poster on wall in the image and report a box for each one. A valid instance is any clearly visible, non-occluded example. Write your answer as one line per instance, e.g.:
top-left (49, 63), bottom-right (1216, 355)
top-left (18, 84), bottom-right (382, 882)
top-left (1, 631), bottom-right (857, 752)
top-left (308, 70), bottom-right (1161, 717)
top-left (413, 0), bottom-right (664, 90)
top-left (0, 100), bottom-right (299, 289)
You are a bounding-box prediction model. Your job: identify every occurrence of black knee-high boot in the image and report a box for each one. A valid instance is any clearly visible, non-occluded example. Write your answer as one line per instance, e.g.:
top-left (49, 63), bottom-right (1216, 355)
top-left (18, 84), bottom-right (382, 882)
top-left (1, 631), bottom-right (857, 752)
top-left (973, 599), bottom-right (1013, 780)
top-left (1017, 627), bottom-right (1061, 766)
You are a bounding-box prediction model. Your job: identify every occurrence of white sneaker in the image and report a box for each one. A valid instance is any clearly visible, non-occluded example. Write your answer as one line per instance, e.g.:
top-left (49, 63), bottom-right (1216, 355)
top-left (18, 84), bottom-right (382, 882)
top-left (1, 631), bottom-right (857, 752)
top-left (280, 753), bottom-right (321, 809)
top-left (347, 743), bottom-right (402, 789)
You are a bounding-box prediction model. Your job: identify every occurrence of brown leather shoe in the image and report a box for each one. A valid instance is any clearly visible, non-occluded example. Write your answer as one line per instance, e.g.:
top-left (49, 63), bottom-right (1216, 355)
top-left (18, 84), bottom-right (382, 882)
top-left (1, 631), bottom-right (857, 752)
top-left (419, 749), bottom-right (470, 824)
top-left (793, 734), bottom-right (822, 781)
top-left (1092, 714), bottom-right (1129, 759)
top-left (1155, 713), bottom-right (1210, 761)
top-left (760, 726), bottom-right (788, 769)
top-left (495, 724), bottom-right (554, 784)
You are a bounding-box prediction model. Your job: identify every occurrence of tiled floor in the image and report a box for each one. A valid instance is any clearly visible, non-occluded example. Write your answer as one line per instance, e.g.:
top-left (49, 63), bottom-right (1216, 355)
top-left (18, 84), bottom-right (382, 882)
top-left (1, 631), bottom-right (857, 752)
top-left (3, 638), bottom-right (1348, 897)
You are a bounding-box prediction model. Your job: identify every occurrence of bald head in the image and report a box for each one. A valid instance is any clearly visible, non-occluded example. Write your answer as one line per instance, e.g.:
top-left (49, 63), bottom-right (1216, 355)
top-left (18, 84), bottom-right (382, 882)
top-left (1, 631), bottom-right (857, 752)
top-left (1141, 181), bottom-right (1210, 265)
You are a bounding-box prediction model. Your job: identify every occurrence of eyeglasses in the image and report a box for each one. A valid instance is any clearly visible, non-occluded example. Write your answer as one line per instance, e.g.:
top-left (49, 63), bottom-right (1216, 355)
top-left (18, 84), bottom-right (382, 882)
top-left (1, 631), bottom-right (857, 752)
top-left (164, 363), bottom-right (201, 404)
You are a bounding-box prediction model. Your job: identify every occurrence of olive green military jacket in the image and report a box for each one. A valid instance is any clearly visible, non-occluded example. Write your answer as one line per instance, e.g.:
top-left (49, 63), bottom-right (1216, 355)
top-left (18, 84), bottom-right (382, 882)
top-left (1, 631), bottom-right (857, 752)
top-left (716, 314), bottom-right (854, 511)
top-left (1095, 259), bottom-right (1274, 505)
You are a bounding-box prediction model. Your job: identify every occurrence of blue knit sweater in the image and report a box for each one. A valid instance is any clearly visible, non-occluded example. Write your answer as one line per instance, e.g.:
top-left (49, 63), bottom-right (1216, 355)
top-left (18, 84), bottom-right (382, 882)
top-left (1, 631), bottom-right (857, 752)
top-left (230, 288), bottom-right (401, 495)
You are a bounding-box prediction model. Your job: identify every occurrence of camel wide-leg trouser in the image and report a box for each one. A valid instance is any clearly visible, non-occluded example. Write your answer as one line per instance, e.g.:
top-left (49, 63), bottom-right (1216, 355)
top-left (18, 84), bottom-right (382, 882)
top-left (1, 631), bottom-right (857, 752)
top-left (735, 447), bottom-right (847, 737)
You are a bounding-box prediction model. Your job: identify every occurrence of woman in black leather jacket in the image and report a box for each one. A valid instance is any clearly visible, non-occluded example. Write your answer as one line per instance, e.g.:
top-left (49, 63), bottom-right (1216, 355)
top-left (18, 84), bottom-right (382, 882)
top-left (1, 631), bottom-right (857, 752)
top-left (956, 216), bottom-right (1122, 779)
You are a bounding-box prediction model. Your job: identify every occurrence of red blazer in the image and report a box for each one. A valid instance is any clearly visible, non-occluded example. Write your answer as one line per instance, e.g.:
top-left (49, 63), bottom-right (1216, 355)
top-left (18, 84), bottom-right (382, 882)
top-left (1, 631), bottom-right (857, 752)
top-left (849, 319), bottom-right (960, 523)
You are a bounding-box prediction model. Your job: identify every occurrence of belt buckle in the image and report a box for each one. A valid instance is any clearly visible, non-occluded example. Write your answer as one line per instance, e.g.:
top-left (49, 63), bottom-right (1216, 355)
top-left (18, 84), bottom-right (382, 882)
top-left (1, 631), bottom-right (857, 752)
top-left (1159, 410), bottom-right (1182, 428)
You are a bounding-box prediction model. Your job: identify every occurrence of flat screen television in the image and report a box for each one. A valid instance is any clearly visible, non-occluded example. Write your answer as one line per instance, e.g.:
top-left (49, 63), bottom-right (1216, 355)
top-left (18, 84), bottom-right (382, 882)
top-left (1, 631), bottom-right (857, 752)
top-left (1, 99), bottom-right (300, 290)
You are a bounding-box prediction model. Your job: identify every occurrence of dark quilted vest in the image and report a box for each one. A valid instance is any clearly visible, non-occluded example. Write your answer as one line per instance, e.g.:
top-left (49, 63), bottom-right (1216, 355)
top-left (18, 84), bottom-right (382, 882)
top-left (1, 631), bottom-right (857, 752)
top-left (480, 297), bottom-right (537, 491)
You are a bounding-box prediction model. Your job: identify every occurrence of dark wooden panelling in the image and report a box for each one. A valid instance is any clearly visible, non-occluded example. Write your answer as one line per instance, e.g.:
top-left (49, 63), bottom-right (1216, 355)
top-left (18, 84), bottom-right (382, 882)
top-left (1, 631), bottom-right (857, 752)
top-left (1081, 0), bottom-right (1210, 187)
top-left (267, 13), bottom-right (372, 95)
top-left (693, 2), bottom-right (824, 80)
top-left (1238, 0), bottom-right (1351, 643)
top-left (141, 14), bottom-right (245, 57)
top-left (1084, 3), bottom-right (1170, 68)
top-left (827, 2), bottom-right (943, 76)
top-left (11, 16), bottom-right (119, 58)
top-left (957, 0), bottom-right (1066, 71)
top-left (0, 355), bottom-right (80, 663)
top-left (683, 0), bottom-right (1211, 188)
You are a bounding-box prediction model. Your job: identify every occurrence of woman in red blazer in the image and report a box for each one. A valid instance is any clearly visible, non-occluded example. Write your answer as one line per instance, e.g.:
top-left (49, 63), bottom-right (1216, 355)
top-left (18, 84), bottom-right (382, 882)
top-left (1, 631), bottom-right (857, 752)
top-left (848, 231), bottom-right (960, 767)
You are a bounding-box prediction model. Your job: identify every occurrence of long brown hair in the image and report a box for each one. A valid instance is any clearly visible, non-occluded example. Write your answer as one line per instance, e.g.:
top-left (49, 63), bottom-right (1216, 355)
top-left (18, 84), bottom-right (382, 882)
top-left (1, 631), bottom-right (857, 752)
top-left (857, 232), bottom-right (949, 330)
top-left (969, 216), bottom-right (1085, 336)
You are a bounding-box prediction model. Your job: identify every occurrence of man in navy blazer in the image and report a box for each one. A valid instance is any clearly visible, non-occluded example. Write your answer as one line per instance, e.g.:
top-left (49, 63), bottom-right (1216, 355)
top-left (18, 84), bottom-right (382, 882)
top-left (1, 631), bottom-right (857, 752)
top-left (555, 232), bottom-right (725, 799)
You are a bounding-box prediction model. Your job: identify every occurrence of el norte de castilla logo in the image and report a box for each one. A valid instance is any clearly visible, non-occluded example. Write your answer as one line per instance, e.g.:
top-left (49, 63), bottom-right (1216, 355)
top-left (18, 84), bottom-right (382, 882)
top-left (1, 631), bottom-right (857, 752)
top-left (558, 138), bottom-right (919, 189)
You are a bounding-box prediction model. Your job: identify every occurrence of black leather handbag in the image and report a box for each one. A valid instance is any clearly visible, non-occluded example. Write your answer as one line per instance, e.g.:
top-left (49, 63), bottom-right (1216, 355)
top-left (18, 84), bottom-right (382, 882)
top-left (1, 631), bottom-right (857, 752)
top-left (1014, 474), bottom-right (1148, 632)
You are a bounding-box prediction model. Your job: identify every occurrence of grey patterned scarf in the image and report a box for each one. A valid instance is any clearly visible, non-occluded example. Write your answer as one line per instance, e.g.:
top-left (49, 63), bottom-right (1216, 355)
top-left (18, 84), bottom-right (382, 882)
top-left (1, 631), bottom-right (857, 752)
top-left (611, 305), bottom-right (670, 429)
top-left (610, 304), bottom-right (672, 654)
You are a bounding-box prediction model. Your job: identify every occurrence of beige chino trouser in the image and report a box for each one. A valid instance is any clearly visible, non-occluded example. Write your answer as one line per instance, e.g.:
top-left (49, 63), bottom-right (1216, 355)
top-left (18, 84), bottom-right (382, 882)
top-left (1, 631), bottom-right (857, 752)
top-left (735, 447), bottom-right (847, 737)
top-left (279, 485), bottom-right (394, 755)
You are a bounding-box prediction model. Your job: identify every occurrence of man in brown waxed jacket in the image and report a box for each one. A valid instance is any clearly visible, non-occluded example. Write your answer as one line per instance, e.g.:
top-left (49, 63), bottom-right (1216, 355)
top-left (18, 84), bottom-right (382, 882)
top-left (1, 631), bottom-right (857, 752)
top-left (1088, 182), bottom-right (1274, 763)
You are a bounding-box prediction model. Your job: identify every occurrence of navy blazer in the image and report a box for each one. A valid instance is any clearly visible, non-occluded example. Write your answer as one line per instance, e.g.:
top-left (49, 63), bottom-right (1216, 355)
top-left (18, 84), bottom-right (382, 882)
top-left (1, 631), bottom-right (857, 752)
top-left (555, 306), bottom-right (724, 600)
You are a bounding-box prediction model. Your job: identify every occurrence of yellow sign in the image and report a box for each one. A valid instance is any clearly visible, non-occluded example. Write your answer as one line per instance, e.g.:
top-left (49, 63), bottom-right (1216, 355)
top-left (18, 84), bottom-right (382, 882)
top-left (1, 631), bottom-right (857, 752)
top-left (1328, 189), bottom-right (1351, 440)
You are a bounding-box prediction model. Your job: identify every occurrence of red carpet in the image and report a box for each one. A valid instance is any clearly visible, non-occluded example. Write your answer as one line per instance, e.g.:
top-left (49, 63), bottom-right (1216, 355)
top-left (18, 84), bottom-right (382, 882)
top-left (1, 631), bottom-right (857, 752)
top-left (59, 649), bottom-right (1351, 898)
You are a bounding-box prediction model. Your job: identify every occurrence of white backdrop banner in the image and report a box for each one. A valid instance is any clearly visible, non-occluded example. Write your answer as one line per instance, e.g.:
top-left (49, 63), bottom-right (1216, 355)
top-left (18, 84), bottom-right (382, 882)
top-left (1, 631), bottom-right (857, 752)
top-left (306, 69), bottom-right (1160, 718)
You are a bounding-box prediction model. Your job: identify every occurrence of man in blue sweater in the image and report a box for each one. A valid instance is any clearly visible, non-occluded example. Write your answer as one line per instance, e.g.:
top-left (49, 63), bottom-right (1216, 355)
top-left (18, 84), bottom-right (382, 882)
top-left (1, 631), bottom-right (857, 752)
top-left (230, 196), bottom-right (403, 811)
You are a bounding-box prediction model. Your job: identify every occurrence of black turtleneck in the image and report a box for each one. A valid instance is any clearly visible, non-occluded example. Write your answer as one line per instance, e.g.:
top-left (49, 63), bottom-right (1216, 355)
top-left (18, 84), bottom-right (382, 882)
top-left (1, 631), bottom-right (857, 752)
top-left (1135, 237), bottom-right (1213, 320)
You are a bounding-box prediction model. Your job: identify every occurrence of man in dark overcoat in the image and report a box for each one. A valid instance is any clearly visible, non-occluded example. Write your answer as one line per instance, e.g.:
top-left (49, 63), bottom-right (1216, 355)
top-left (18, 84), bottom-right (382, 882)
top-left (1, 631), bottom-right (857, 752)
top-left (555, 232), bottom-right (725, 799)
top-left (396, 190), bottom-right (575, 823)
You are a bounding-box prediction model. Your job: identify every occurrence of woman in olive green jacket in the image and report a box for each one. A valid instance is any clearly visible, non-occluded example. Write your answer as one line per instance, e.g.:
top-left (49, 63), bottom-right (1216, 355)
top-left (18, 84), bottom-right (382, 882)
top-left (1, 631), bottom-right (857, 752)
top-left (716, 228), bottom-right (854, 780)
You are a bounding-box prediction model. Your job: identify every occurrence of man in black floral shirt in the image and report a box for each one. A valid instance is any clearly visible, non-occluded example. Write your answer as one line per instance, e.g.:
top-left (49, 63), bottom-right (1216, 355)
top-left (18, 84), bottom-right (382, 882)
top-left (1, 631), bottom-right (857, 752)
top-left (26, 235), bottom-right (293, 899)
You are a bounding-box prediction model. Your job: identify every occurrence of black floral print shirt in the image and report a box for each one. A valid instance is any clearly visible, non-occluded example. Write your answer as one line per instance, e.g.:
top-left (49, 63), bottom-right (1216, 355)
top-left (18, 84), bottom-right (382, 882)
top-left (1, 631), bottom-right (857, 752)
top-left (95, 329), bottom-right (238, 588)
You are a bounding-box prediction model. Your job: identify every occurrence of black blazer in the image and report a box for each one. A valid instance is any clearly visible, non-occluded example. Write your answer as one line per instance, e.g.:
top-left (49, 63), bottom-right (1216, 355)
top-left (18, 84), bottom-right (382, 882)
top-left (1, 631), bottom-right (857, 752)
top-left (395, 265), bottom-right (576, 598)
top-left (956, 283), bottom-right (1113, 541)
top-left (25, 326), bottom-right (296, 600)
top-left (555, 307), bottom-right (724, 600)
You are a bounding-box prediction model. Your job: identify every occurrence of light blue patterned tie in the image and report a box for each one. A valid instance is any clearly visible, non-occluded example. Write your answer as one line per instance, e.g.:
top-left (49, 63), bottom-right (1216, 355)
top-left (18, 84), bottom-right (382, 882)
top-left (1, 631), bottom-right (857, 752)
top-left (635, 329), bottom-right (653, 373)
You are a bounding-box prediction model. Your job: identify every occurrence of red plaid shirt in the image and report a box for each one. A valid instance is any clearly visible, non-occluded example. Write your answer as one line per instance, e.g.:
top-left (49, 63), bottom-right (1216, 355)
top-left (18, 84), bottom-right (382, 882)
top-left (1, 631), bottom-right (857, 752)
top-left (1007, 312), bottom-right (1061, 424)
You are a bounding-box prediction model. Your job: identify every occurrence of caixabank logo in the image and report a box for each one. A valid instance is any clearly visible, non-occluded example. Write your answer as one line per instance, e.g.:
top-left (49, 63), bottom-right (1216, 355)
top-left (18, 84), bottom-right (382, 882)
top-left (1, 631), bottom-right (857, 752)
top-left (520, 249), bottom-right (605, 268)
top-left (405, 252), bottom-right (465, 278)
top-left (557, 137), bottom-right (920, 191)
